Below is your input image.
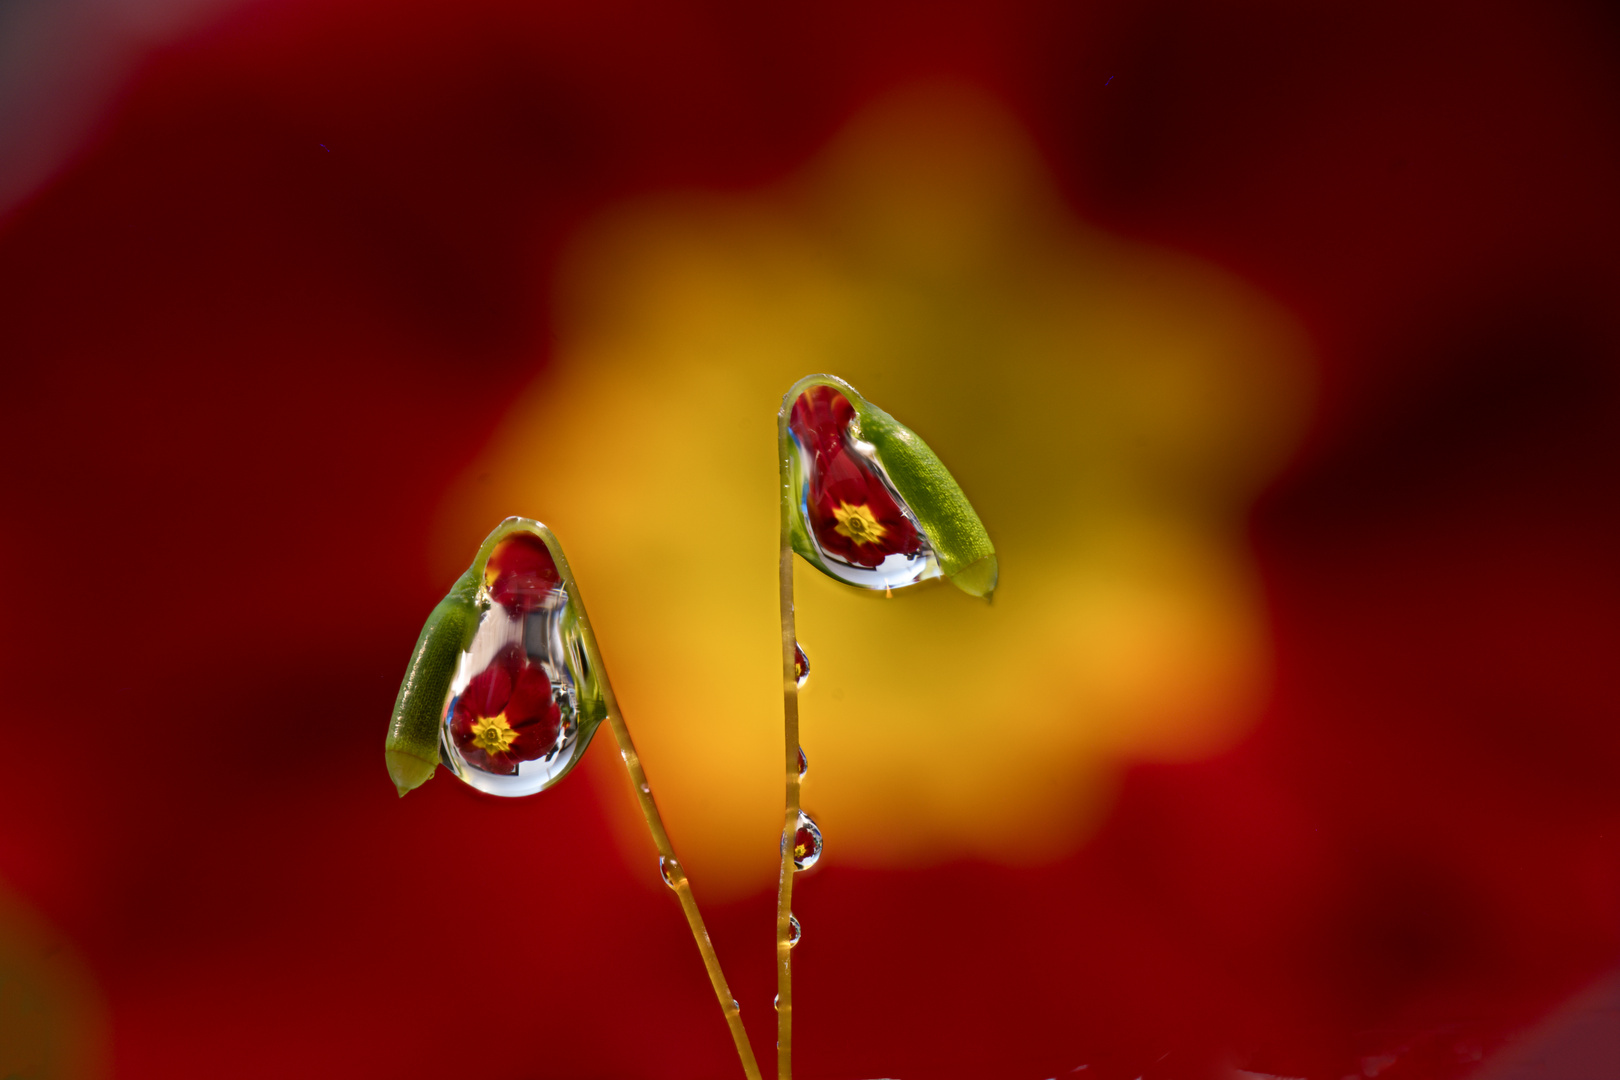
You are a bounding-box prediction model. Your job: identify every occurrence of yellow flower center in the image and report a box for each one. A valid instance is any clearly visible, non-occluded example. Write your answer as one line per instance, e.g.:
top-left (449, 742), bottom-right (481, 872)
top-left (831, 502), bottom-right (887, 545)
top-left (470, 712), bottom-right (518, 755)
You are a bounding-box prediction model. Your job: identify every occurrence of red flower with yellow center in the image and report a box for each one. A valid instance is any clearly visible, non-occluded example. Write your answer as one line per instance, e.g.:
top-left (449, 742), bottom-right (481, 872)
top-left (449, 644), bottom-right (562, 775)
top-left (789, 385), bottom-right (921, 568)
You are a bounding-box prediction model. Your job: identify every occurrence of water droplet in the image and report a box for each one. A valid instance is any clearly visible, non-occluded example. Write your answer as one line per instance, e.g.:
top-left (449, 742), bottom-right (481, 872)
top-left (659, 856), bottom-right (682, 889)
top-left (730, 998), bottom-right (739, 1013)
top-left (640, 783), bottom-right (650, 794)
top-left (439, 526), bottom-right (607, 797)
top-left (791, 811), bottom-right (822, 870)
top-left (793, 642), bottom-right (810, 687)
top-left (773, 993), bottom-right (780, 1011)
top-left (786, 385), bottom-right (941, 591)
top-left (796, 746), bottom-right (808, 780)
top-left (788, 914), bottom-right (801, 947)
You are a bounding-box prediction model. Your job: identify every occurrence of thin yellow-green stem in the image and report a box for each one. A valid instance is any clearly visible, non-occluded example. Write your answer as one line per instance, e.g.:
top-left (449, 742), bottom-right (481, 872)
top-left (553, 542), bottom-right (762, 1080)
top-left (775, 410), bottom-right (802, 1080)
top-left (603, 710), bottom-right (763, 1080)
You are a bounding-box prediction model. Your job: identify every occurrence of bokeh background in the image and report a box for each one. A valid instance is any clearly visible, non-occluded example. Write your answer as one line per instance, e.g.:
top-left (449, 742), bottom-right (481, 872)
top-left (3, 1), bottom-right (1619, 1078)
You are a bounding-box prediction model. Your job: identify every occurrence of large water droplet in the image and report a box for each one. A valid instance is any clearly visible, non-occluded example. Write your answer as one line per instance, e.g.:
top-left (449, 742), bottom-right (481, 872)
top-left (787, 385), bottom-right (942, 591)
top-left (792, 811), bottom-right (822, 871)
top-left (793, 642), bottom-right (810, 688)
top-left (796, 746), bottom-right (808, 780)
top-left (439, 528), bottom-right (606, 796)
top-left (788, 914), bottom-right (802, 948)
top-left (659, 856), bottom-right (682, 889)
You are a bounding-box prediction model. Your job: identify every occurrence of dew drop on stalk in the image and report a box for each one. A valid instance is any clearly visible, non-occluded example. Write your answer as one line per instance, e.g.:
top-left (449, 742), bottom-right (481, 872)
top-left (796, 746), bottom-right (808, 780)
top-left (793, 642), bottom-right (810, 687)
top-left (787, 385), bottom-right (942, 591)
top-left (439, 530), bottom-right (597, 797)
top-left (773, 993), bottom-right (780, 1011)
top-left (792, 811), bottom-right (822, 870)
top-left (788, 914), bottom-right (802, 947)
top-left (659, 856), bottom-right (681, 889)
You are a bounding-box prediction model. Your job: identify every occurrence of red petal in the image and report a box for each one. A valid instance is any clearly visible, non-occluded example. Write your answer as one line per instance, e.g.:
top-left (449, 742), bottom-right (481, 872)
top-left (503, 664), bottom-right (555, 726)
top-left (449, 695), bottom-right (480, 740)
top-left (486, 532), bottom-right (561, 614)
top-left (464, 660), bottom-right (513, 718)
top-left (504, 708), bottom-right (561, 764)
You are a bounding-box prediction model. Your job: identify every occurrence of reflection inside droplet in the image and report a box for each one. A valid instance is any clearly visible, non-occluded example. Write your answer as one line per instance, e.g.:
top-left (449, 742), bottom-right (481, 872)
top-left (788, 914), bottom-right (801, 947)
top-left (788, 385), bottom-right (941, 591)
top-left (440, 531), bottom-right (591, 797)
top-left (794, 642), bottom-right (810, 687)
top-left (792, 811), bottom-right (822, 870)
top-left (796, 746), bottom-right (808, 780)
top-left (659, 856), bottom-right (681, 888)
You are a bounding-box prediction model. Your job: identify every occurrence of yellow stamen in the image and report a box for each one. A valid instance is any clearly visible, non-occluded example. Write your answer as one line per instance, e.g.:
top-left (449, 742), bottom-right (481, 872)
top-left (831, 502), bottom-right (886, 545)
top-left (470, 712), bottom-right (518, 755)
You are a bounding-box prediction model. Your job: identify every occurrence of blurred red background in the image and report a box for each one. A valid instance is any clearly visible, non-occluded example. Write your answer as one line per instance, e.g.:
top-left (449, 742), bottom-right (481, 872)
top-left (2, 1), bottom-right (1619, 1078)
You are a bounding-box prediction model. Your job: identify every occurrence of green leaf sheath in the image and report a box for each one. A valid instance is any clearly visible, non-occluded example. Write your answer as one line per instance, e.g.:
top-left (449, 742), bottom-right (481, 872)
top-left (855, 401), bottom-right (998, 596)
top-left (385, 582), bottom-right (478, 796)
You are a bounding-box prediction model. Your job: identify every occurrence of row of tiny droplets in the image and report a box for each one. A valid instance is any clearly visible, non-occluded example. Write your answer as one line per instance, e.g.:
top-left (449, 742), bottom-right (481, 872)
top-left (652, 643), bottom-right (820, 1015)
top-left (777, 642), bottom-right (818, 1010)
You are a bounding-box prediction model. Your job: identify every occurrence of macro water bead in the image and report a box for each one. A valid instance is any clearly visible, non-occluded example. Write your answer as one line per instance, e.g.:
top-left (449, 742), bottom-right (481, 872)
top-left (790, 385), bottom-right (924, 578)
top-left (783, 376), bottom-right (996, 597)
top-left (385, 519), bottom-right (608, 798)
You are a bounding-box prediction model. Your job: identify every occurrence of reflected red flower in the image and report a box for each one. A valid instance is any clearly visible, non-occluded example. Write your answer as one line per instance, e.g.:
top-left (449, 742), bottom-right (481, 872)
top-left (484, 532), bottom-right (561, 614)
top-left (788, 385), bottom-right (921, 568)
top-left (449, 644), bottom-right (562, 774)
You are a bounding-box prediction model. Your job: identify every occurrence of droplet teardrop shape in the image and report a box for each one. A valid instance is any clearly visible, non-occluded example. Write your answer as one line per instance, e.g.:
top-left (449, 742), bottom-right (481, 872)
top-left (659, 855), bottom-right (681, 889)
top-left (793, 642), bottom-right (810, 687)
top-left (438, 526), bottom-right (605, 797)
top-left (796, 746), bottom-right (808, 780)
top-left (786, 384), bottom-right (941, 591)
top-left (791, 811), bottom-right (822, 871)
top-left (788, 914), bottom-right (802, 948)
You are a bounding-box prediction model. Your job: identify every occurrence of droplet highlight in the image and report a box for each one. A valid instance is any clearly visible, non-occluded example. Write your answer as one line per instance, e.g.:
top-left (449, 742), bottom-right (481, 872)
top-left (796, 746), bottom-right (808, 780)
top-left (659, 856), bottom-right (681, 889)
top-left (793, 642), bottom-right (810, 687)
top-left (788, 914), bottom-right (802, 948)
top-left (791, 811), bottom-right (822, 871)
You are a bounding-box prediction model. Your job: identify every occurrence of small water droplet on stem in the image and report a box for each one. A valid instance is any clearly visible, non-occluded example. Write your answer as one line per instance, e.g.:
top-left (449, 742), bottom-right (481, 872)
top-left (791, 811), bottom-right (822, 870)
top-left (793, 642), bottom-right (810, 688)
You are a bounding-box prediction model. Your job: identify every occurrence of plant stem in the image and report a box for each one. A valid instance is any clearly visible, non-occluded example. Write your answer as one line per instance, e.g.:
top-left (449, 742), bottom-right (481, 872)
top-left (543, 526), bottom-right (761, 1080)
top-left (775, 408), bottom-right (802, 1080)
top-left (602, 706), bottom-right (764, 1080)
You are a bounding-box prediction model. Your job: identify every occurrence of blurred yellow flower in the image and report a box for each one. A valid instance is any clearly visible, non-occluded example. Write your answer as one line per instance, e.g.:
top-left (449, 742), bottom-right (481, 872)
top-left (437, 84), bottom-right (1312, 897)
